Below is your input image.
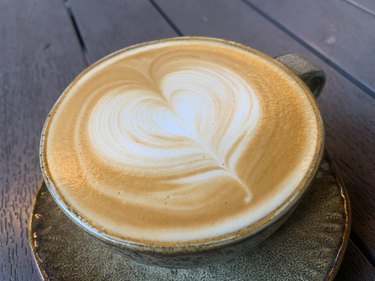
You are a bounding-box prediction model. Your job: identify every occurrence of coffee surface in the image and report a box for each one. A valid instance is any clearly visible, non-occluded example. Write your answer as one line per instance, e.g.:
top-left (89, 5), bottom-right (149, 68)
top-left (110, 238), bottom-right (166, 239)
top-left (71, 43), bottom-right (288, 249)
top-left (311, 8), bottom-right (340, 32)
top-left (42, 39), bottom-right (322, 244)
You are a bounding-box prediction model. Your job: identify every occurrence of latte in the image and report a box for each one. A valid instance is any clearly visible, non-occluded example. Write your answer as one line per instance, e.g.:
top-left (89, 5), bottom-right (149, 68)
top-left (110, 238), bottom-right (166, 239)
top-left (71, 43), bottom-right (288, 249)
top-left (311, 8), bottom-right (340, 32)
top-left (41, 38), bottom-right (322, 245)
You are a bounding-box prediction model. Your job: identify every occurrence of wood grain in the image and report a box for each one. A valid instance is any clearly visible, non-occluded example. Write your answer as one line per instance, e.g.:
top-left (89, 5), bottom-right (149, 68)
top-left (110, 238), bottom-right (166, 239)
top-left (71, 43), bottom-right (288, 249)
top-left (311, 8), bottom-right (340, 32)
top-left (68, 0), bottom-right (176, 63)
top-left (344, 0), bottom-right (375, 17)
top-left (0, 0), bottom-right (86, 280)
top-left (245, 0), bottom-right (375, 95)
top-left (336, 240), bottom-right (375, 281)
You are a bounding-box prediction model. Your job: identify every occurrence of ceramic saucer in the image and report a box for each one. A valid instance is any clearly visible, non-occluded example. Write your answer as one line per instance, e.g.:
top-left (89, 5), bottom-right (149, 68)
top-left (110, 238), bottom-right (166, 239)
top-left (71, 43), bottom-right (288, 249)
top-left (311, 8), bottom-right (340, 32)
top-left (29, 155), bottom-right (350, 281)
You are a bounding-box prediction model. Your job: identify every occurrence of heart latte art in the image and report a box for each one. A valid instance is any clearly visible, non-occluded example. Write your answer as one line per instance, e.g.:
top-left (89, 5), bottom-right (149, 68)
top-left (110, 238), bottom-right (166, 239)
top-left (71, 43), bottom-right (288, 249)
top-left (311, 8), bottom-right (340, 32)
top-left (89, 59), bottom-right (258, 203)
top-left (42, 39), bottom-right (322, 244)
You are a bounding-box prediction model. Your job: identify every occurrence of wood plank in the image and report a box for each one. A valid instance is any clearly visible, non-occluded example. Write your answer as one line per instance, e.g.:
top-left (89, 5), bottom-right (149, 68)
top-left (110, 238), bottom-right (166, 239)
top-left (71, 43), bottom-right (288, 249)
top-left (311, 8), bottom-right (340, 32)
top-left (245, 0), bottom-right (375, 95)
top-left (344, 0), bottom-right (375, 17)
top-left (336, 240), bottom-right (375, 281)
top-left (68, 0), bottom-right (177, 63)
top-left (0, 0), bottom-right (87, 280)
top-left (155, 0), bottom-right (375, 264)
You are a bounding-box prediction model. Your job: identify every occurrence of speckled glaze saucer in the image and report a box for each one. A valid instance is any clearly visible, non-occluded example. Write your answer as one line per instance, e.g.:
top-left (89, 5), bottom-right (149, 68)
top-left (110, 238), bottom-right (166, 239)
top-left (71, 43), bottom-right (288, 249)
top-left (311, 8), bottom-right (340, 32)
top-left (29, 155), bottom-right (350, 281)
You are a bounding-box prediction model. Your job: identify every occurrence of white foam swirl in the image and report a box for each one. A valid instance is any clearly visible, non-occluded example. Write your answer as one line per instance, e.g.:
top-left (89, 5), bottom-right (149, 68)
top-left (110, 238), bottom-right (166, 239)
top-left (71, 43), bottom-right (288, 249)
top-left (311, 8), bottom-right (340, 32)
top-left (88, 61), bottom-right (260, 202)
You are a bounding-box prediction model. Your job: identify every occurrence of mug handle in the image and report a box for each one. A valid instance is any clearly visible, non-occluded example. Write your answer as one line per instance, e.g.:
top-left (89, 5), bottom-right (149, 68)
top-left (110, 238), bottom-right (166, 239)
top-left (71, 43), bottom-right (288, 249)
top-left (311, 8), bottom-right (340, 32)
top-left (275, 54), bottom-right (326, 99)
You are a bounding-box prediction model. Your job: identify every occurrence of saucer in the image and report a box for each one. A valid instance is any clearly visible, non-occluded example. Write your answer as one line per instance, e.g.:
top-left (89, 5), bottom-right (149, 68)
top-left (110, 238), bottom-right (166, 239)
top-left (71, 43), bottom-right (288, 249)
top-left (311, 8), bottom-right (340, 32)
top-left (29, 155), bottom-right (350, 281)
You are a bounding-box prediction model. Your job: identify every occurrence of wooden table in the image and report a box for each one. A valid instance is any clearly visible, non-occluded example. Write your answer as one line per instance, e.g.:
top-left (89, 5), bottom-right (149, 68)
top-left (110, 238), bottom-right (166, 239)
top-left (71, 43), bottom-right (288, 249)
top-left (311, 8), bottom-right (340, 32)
top-left (1, 1), bottom-right (374, 280)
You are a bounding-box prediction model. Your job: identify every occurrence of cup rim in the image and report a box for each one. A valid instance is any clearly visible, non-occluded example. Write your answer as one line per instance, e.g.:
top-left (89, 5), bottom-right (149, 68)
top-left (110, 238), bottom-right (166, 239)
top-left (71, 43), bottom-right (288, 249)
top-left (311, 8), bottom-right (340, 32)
top-left (40, 36), bottom-right (325, 254)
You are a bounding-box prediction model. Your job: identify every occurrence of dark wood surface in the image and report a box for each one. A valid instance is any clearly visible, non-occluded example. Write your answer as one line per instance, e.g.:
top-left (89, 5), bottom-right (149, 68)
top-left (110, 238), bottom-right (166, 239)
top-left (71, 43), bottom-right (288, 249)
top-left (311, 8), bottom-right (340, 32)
top-left (344, 0), bottom-right (375, 16)
top-left (246, 0), bottom-right (375, 94)
top-left (0, 0), bottom-right (86, 280)
top-left (336, 241), bottom-right (375, 281)
top-left (0, 0), bottom-right (374, 280)
top-left (68, 0), bottom-right (176, 63)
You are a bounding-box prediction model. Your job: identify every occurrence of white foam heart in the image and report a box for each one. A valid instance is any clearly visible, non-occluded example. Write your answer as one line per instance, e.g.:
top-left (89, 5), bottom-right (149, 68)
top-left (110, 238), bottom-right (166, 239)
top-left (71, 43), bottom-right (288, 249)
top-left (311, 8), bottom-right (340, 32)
top-left (88, 61), bottom-right (260, 202)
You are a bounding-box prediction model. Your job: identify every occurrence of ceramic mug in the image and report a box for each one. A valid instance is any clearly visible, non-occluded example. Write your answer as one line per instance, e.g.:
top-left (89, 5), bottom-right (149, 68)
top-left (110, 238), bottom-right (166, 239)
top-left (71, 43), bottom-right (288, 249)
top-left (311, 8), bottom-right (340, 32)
top-left (40, 37), bottom-right (325, 268)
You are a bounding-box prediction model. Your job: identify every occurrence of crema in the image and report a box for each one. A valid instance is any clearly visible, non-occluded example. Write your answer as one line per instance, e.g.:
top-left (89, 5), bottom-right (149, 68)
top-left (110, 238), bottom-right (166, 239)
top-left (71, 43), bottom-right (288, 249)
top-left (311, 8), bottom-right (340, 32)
top-left (41, 39), bottom-right (321, 244)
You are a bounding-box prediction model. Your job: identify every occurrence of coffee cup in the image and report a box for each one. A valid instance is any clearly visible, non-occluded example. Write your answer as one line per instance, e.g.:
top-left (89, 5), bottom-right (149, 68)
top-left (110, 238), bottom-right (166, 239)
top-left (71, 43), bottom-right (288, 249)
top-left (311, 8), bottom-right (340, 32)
top-left (40, 37), bottom-right (325, 268)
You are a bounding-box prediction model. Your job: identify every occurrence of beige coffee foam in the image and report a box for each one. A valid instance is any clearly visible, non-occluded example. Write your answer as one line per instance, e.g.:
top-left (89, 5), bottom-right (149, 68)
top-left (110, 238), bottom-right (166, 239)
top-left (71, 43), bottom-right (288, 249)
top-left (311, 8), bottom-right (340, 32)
top-left (42, 39), bottom-right (320, 244)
